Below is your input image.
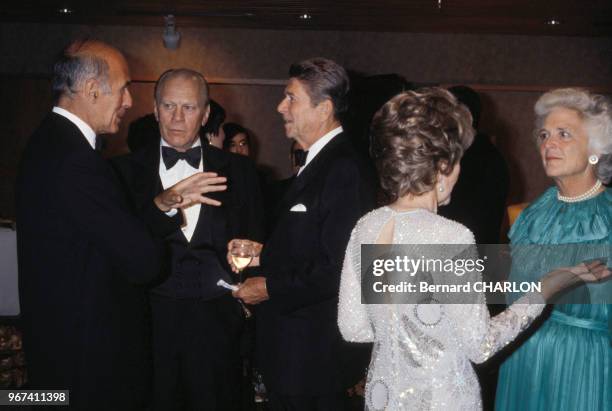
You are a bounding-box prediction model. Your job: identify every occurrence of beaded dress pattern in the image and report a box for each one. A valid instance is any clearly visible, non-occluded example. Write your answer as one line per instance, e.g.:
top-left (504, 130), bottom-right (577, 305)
top-left (338, 207), bottom-right (545, 411)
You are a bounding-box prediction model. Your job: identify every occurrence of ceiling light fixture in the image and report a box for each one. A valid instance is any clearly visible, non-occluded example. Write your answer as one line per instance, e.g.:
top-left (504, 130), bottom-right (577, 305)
top-left (545, 19), bottom-right (561, 26)
top-left (162, 14), bottom-right (181, 50)
top-left (299, 13), bottom-right (312, 20)
top-left (57, 7), bottom-right (73, 14)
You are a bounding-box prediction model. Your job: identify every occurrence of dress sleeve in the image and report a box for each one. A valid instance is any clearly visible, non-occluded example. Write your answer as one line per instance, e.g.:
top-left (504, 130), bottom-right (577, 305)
top-left (448, 230), bottom-right (545, 363)
top-left (338, 225), bottom-right (374, 342)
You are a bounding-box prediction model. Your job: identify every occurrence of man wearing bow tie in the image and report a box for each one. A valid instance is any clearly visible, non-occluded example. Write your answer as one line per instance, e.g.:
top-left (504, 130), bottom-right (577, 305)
top-left (232, 58), bottom-right (376, 410)
top-left (112, 68), bottom-right (264, 411)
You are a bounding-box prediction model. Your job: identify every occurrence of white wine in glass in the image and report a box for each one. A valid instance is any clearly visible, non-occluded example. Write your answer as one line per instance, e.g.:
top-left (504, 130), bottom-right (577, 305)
top-left (231, 255), bottom-right (253, 271)
top-left (230, 241), bottom-right (255, 279)
top-left (230, 241), bottom-right (256, 319)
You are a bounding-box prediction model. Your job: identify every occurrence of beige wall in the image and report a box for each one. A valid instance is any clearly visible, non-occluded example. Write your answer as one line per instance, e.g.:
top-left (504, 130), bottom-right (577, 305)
top-left (1, 22), bottom-right (611, 217)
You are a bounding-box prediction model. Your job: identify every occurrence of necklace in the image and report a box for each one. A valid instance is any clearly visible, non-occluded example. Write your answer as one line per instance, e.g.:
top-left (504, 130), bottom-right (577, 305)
top-left (557, 180), bottom-right (603, 203)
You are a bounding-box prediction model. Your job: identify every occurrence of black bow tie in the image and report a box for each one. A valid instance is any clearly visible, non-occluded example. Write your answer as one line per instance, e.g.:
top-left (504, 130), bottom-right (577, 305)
top-left (293, 149), bottom-right (308, 167)
top-left (162, 146), bottom-right (201, 169)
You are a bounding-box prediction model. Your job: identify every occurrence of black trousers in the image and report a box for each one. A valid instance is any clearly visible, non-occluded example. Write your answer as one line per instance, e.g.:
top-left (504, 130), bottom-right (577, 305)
top-left (149, 293), bottom-right (244, 411)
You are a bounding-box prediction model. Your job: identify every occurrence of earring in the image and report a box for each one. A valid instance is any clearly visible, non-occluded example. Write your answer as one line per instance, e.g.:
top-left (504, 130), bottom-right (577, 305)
top-left (438, 185), bottom-right (444, 193)
top-left (589, 155), bottom-right (599, 165)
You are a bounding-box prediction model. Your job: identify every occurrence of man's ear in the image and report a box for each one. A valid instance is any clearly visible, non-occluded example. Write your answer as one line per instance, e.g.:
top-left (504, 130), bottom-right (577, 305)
top-left (201, 103), bottom-right (211, 126)
top-left (317, 99), bottom-right (334, 120)
top-left (153, 102), bottom-right (159, 122)
top-left (84, 78), bottom-right (99, 102)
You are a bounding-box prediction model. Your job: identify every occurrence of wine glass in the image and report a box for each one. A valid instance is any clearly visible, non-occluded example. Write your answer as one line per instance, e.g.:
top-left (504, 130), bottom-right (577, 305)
top-left (230, 241), bottom-right (255, 283)
top-left (230, 240), bottom-right (256, 318)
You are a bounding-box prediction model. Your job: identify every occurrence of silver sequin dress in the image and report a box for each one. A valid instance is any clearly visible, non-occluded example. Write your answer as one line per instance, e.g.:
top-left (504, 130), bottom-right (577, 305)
top-left (338, 207), bottom-right (545, 411)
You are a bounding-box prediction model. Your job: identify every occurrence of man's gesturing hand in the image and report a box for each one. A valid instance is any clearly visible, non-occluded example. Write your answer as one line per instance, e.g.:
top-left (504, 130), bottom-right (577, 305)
top-left (155, 172), bottom-right (227, 211)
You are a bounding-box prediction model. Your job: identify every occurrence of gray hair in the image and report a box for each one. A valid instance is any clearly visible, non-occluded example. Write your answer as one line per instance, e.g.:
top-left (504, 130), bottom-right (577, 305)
top-left (535, 88), bottom-right (612, 184)
top-left (52, 40), bottom-right (111, 102)
top-left (154, 68), bottom-right (209, 107)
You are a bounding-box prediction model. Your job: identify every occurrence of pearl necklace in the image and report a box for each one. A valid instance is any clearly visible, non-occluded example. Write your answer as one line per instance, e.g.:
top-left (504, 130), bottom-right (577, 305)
top-left (557, 180), bottom-right (603, 203)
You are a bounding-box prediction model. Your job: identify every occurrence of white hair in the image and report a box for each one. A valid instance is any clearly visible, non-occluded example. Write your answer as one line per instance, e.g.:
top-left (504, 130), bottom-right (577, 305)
top-left (535, 88), bottom-right (612, 184)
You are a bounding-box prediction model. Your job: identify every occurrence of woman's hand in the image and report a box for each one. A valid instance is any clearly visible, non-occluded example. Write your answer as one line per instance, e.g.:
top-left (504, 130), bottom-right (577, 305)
top-left (540, 260), bottom-right (611, 301)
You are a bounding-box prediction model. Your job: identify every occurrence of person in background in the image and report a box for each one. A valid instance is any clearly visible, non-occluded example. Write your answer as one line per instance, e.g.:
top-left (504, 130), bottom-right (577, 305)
top-left (437, 85), bottom-right (510, 409)
top-left (223, 122), bottom-right (252, 157)
top-left (495, 88), bottom-right (612, 411)
top-left (126, 113), bottom-right (159, 153)
top-left (438, 85), bottom-right (509, 244)
top-left (203, 99), bottom-right (226, 148)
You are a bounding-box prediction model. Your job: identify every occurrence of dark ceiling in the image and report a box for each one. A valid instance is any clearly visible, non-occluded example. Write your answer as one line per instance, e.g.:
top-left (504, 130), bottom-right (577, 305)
top-left (2, 1), bottom-right (612, 36)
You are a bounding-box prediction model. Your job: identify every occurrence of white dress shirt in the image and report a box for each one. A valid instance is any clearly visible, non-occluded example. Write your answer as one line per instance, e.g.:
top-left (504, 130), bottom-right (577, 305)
top-left (297, 126), bottom-right (343, 176)
top-left (159, 139), bottom-right (203, 242)
top-left (52, 106), bottom-right (97, 149)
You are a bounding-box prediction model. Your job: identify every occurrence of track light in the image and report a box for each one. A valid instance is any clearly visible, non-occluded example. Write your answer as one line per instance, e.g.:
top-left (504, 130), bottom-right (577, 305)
top-left (163, 15), bottom-right (181, 50)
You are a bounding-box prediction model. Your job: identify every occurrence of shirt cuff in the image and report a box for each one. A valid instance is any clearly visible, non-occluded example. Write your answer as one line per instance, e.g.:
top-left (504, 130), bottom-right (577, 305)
top-left (165, 208), bottom-right (178, 217)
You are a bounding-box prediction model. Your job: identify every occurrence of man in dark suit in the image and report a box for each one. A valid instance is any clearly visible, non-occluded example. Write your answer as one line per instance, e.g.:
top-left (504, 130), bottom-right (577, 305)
top-left (439, 85), bottom-right (510, 244)
top-left (16, 41), bottom-right (216, 410)
top-left (112, 68), bottom-right (264, 411)
top-left (438, 85), bottom-right (510, 411)
top-left (233, 58), bottom-right (376, 411)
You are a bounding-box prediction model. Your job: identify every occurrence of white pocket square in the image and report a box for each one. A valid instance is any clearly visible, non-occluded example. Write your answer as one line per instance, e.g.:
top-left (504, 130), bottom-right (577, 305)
top-left (290, 203), bottom-right (307, 212)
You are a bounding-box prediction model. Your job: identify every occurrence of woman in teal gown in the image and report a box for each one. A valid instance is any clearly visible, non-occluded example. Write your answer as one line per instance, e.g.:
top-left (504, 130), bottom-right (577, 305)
top-left (495, 88), bottom-right (612, 411)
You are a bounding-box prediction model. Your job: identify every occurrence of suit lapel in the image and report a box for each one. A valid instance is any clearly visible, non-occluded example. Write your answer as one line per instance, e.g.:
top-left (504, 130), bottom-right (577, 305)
top-left (189, 143), bottom-right (231, 246)
top-left (280, 132), bottom-right (346, 211)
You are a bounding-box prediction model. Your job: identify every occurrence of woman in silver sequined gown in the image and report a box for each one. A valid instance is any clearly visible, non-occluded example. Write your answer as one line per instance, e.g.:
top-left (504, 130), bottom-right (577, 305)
top-left (337, 88), bottom-right (610, 411)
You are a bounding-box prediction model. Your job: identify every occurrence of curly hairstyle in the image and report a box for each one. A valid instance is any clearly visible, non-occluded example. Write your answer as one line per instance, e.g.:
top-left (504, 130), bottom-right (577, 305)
top-left (535, 88), bottom-right (612, 184)
top-left (370, 87), bottom-right (474, 203)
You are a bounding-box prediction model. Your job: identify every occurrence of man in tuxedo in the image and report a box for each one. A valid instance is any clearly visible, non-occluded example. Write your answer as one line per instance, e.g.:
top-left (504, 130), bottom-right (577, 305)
top-left (112, 68), bottom-right (264, 411)
top-left (233, 58), bottom-right (376, 410)
top-left (16, 40), bottom-right (215, 410)
top-left (439, 85), bottom-right (509, 244)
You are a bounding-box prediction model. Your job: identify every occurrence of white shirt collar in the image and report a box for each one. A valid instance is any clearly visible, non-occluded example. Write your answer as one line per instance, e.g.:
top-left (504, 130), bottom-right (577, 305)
top-left (52, 106), bottom-right (97, 149)
top-left (298, 126), bottom-right (343, 175)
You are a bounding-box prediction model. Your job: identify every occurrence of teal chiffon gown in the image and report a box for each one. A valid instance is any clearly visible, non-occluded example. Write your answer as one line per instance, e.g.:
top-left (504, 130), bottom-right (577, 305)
top-left (495, 187), bottom-right (612, 411)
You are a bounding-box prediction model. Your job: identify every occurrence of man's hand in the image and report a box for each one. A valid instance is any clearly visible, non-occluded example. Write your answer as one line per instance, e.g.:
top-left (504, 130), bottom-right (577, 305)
top-left (227, 239), bottom-right (263, 273)
top-left (154, 172), bottom-right (227, 212)
top-left (232, 277), bottom-right (269, 305)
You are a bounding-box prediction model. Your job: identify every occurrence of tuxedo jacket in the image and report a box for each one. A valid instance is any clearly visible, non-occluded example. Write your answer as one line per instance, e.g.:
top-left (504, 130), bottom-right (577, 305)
top-left (16, 113), bottom-right (180, 410)
top-left (256, 132), bottom-right (377, 396)
top-left (111, 140), bottom-right (265, 297)
top-left (438, 133), bottom-right (509, 243)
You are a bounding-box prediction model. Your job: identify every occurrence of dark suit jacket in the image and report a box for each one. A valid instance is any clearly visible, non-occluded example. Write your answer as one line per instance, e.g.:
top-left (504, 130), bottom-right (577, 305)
top-left (111, 140), bottom-right (265, 294)
top-left (16, 113), bottom-right (180, 410)
top-left (256, 132), bottom-right (376, 396)
top-left (438, 133), bottom-right (509, 243)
